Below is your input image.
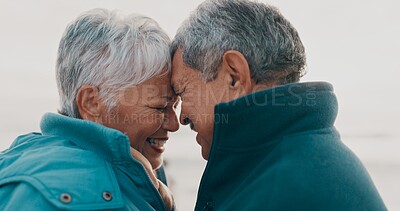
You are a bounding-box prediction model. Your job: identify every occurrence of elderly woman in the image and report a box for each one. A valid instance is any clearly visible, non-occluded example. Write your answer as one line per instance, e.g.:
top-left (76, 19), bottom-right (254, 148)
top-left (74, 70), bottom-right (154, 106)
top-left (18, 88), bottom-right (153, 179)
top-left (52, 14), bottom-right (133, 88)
top-left (0, 9), bottom-right (178, 210)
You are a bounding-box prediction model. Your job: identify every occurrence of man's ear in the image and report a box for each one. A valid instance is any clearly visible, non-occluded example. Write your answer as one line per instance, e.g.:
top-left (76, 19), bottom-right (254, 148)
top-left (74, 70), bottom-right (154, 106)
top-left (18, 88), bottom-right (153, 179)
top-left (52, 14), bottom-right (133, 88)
top-left (76, 85), bottom-right (102, 122)
top-left (222, 50), bottom-right (252, 95)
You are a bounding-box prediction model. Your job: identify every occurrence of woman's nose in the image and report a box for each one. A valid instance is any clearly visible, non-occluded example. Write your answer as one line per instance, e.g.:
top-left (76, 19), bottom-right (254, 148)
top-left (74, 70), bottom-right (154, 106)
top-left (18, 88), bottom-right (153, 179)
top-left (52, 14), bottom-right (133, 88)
top-left (163, 110), bottom-right (179, 132)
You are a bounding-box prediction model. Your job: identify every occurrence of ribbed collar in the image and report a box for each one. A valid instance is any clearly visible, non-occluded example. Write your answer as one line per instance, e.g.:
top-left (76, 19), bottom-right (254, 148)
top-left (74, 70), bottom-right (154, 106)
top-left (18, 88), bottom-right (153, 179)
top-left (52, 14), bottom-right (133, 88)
top-left (40, 113), bottom-right (132, 165)
top-left (211, 81), bottom-right (338, 151)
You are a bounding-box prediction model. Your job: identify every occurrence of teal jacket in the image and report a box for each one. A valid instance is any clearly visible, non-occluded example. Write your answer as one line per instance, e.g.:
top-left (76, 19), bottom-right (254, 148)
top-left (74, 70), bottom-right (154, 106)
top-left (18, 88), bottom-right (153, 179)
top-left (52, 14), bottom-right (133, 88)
top-left (195, 82), bottom-right (386, 211)
top-left (0, 113), bottom-right (168, 210)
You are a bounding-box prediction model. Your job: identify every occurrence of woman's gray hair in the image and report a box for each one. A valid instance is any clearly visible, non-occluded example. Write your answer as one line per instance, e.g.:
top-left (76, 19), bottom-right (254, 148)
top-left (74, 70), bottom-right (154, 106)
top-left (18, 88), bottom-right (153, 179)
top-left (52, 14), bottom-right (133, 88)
top-left (172, 0), bottom-right (306, 84)
top-left (56, 9), bottom-right (170, 118)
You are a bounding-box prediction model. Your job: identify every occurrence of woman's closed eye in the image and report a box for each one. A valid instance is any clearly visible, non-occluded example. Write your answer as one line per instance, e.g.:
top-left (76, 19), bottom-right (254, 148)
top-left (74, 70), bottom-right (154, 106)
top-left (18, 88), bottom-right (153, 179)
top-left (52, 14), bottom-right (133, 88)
top-left (153, 106), bottom-right (167, 113)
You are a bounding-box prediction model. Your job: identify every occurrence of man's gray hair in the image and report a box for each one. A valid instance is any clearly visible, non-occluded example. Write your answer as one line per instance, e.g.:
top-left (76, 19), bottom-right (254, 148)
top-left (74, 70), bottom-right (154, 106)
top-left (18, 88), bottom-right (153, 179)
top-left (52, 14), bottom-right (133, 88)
top-left (172, 0), bottom-right (306, 84)
top-left (56, 9), bottom-right (170, 118)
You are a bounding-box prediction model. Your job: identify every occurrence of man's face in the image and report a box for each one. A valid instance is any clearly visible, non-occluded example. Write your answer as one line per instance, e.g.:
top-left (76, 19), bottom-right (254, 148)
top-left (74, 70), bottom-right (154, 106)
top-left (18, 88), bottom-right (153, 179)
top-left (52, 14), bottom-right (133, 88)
top-left (171, 50), bottom-right (231, 160)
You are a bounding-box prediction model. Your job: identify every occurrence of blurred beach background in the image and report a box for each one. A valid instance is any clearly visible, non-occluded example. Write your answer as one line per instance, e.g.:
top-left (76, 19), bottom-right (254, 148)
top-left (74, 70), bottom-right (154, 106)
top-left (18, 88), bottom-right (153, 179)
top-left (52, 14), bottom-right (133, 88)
top-left (0, 0), bottom-right (399, 210)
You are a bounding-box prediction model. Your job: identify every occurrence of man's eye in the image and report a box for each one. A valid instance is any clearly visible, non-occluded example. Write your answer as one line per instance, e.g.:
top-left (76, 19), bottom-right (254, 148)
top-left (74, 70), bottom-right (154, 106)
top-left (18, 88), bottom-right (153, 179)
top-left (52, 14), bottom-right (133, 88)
top-left (175, 87), bottom-right (185, 98)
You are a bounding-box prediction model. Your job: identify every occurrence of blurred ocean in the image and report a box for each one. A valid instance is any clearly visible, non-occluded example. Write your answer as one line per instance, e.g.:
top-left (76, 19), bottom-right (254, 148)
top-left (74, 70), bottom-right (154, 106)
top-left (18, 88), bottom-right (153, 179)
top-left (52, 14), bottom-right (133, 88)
top-left (1, 0), bottom-right (400, 210)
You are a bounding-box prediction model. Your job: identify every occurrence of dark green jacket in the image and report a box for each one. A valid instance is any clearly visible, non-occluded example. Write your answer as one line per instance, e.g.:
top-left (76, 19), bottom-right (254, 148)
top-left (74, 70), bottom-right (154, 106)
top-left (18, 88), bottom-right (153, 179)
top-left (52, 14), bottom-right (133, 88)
top-left (195, 82), bottom-right (386, 211)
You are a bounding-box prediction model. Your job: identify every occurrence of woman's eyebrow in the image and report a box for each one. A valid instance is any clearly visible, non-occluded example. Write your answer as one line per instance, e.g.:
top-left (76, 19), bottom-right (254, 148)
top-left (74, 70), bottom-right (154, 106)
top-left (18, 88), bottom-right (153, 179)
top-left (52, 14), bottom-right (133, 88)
top-left (162, 95), bottom-right (174, 101)
top-left (163, 96), bottom-right (172, 101)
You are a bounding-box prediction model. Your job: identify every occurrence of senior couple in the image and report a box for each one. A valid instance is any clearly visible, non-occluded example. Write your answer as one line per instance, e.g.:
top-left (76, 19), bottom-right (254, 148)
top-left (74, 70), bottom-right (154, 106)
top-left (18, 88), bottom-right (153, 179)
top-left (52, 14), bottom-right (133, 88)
top-left (0, 0), bottom-right (386, 210)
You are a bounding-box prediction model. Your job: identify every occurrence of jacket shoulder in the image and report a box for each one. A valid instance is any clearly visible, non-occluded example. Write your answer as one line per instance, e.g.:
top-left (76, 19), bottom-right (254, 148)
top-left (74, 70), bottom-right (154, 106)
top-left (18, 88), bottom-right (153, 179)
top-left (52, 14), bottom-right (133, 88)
top-left (0, 133), bottom-right (124, 210)
top-left (0, 181), bottom-right (57, 210)
top-left (261, 128), bottom-right (387, 210)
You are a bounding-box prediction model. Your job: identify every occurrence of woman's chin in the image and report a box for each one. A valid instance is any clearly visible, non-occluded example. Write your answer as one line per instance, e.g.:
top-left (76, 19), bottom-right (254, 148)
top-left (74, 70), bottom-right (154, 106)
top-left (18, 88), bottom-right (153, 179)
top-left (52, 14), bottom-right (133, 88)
top-left (148, 157), bottom-right (163, 170)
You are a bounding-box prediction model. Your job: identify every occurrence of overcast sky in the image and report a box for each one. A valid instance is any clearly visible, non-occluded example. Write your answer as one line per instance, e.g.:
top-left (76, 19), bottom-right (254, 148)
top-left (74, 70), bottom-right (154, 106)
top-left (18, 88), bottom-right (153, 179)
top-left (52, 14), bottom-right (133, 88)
top-left (0, 0), bottom-right (399, 140)
top-left (1, 1), bottom-right (399, 209)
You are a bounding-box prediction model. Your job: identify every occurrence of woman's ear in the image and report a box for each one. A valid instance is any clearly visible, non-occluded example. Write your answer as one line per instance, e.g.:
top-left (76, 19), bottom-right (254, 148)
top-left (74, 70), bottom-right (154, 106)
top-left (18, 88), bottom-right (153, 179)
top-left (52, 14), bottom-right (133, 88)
top-left (222, 50), bottom-right (253, 95)
top-left (75, 85), bottom-right (102, 122)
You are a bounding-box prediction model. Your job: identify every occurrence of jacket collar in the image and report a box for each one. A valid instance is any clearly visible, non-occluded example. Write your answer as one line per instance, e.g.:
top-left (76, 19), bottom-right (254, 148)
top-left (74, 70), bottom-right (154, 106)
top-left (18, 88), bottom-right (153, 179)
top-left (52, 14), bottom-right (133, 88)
top-left (40, 113), bottom-right (132, 164)
top-left (211, 81), bottom-right (338, 150)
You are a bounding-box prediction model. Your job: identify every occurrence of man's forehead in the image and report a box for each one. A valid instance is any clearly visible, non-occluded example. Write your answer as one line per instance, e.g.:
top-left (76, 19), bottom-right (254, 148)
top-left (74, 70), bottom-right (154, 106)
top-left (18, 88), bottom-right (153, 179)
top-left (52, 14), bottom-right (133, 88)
top-left (171, 49), bottom-right (197, 90)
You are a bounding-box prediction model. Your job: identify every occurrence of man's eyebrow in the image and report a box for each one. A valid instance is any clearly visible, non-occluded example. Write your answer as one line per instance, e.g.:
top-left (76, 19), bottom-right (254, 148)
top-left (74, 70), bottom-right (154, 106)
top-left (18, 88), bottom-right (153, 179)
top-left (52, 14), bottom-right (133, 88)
top-left (171, 82), bottom-right (182, 95)
top-left (171, 81), bottom-right (179, 92)
top-left (171, 74), bottom-right (188, 94)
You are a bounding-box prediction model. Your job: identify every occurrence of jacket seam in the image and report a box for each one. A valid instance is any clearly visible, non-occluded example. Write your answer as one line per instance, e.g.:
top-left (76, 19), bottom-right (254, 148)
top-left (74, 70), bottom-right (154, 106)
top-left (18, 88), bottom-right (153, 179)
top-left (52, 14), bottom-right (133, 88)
top-left (0, 175), bottom-right (124, 209)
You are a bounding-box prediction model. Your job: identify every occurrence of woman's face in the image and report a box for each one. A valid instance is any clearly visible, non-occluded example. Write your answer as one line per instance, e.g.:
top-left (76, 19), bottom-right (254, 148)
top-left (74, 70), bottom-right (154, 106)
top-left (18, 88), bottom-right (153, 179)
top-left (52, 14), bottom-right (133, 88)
top-left (100, 72), bottom-right (179, 169)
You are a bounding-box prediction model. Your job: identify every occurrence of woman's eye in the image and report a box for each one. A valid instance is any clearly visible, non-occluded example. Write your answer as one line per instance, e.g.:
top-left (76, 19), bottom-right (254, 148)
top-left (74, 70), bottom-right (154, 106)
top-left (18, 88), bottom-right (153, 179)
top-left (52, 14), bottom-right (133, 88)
top-left (155, 107), bottom-right (167, 113)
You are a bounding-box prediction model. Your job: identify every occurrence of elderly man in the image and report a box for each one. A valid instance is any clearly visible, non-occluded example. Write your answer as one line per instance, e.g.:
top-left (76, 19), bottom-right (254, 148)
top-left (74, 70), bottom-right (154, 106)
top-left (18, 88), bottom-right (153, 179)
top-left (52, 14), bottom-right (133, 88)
top-left (171, 0), bottom-right (386, 210)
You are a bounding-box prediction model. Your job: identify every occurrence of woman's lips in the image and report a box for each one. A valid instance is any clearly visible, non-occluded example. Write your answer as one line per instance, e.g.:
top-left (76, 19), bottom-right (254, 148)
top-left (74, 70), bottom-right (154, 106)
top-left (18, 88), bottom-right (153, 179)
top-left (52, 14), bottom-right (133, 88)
top-left (146, 138), bottom-right (167, 154)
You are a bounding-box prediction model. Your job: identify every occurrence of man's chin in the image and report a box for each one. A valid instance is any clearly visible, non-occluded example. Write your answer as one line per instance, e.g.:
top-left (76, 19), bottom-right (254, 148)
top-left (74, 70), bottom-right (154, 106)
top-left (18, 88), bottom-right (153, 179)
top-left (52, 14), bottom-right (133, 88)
top-left (201, 148), bottom-right (210, 160)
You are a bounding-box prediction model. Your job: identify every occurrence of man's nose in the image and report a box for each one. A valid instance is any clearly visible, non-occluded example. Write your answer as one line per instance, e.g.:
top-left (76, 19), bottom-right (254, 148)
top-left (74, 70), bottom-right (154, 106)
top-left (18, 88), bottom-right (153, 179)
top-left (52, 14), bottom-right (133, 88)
top-left (179, 112), bottom-right (190, 126)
